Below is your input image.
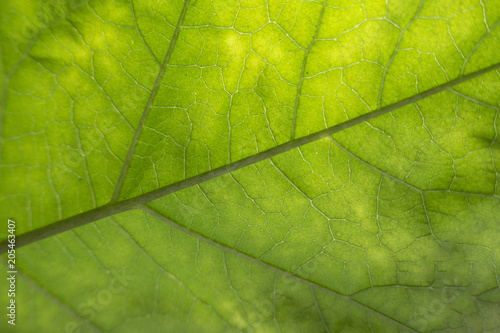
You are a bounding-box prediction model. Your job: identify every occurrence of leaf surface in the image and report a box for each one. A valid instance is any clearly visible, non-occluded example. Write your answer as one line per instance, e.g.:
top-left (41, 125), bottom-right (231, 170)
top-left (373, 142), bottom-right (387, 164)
top-left (1, 0), bottom-right (500, 331)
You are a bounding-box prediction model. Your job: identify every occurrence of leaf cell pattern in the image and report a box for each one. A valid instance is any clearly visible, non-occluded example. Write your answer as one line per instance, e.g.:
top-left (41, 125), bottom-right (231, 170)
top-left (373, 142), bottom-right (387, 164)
top-left (1, 0), bottom-right (500, 332)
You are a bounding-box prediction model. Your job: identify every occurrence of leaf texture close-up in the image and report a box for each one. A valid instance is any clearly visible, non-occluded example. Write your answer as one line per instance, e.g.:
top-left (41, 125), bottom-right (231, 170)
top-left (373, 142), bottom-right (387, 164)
top-left (1, 0), bottom-right (500, 331)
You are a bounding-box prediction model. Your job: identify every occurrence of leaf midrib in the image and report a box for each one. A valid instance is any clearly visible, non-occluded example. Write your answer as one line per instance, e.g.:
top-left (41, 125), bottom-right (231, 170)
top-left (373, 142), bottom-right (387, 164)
top-left (3, 60), bottom-right (499, 253)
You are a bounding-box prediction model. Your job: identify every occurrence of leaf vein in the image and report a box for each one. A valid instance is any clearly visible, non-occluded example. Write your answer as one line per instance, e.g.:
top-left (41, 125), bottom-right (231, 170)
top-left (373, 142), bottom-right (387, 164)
top-left (4, 62), bottom-right (499, 252)
top-left (141, 205), bottom-right (418, 332)
top-left (111, 0), bottom-right (192, 202)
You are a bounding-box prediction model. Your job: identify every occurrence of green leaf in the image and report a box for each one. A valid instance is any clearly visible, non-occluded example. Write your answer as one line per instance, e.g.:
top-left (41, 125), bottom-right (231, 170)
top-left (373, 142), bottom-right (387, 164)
top-left (1, 0), bottom-right (500, 331)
